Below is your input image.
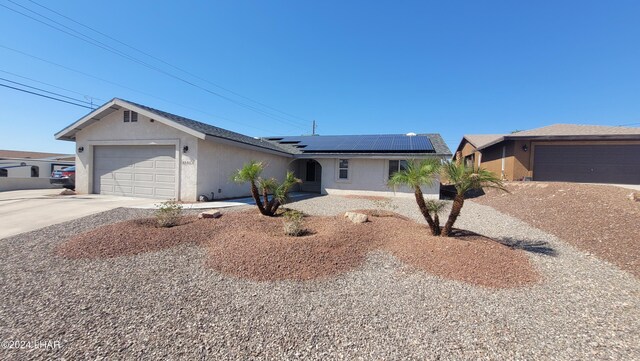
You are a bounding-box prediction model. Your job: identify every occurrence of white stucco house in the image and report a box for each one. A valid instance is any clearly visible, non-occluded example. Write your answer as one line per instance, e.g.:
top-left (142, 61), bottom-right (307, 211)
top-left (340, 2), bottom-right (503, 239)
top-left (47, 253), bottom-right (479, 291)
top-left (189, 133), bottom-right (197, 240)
top-left (55, 98), bottom-right (452, 201)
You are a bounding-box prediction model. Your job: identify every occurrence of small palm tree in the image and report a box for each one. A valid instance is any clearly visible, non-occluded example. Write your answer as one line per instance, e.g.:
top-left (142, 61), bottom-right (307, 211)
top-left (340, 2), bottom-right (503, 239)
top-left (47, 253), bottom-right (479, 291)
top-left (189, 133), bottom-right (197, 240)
top-left (232, 161), bottom-right (301, 216)
top-left (441, 162), bottom-right (507, 236)
top-left (388, 159), bottom-right (443, 235)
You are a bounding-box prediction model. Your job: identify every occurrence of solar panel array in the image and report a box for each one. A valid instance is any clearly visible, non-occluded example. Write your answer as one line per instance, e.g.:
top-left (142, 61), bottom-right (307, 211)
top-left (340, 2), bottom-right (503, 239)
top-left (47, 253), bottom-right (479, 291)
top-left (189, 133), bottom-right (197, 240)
top-left (267, 134), bottom-right (435, 153)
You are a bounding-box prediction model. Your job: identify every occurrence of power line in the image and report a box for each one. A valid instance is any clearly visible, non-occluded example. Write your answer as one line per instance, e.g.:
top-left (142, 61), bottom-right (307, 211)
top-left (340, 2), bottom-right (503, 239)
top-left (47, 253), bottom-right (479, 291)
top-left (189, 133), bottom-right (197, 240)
top-left (0, 69), bottom-right (102, 101)
top-left (0, 82), bottom-right (92, 109)
top-left (0, 45), bottom-right (277, 135)
top-left (26, 0), bottom-right (311, 124)
top-left (0, 77), bottom-right (94, 105)
top-left (3, 0), bottom-right (310, 129)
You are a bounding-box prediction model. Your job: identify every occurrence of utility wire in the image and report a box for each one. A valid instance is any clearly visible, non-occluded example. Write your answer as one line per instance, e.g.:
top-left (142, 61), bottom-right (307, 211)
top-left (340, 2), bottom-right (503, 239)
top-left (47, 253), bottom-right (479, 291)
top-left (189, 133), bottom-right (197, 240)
top-left (26, 0), bottom-right (311, 125)
top-left (0, 77), bottom-right (93, 105)
top-left (0, 83), bottom-right (92, 109)
top-left (3, 0), bottom-right (309, 129)
top-left (0, 45), bottom-right (277, 134)
top-left (0, 69), bottom-right (102, 101)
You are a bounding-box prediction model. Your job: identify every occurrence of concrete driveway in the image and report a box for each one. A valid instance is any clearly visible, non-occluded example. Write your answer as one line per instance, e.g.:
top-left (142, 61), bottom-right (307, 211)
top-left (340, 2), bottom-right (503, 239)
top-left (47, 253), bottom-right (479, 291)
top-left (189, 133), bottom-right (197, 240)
top-left (0, 189), bottom-right (155, 239)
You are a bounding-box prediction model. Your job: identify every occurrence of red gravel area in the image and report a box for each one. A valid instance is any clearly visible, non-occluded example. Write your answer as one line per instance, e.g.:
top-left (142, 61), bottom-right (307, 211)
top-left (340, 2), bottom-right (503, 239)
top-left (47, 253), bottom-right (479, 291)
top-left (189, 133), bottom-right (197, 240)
top-left (57, 210), bottom-right (538, 287)
top-left (474, 182), bottom-right (640, 277)
top-left (56, 216), bottom-right (208, 259)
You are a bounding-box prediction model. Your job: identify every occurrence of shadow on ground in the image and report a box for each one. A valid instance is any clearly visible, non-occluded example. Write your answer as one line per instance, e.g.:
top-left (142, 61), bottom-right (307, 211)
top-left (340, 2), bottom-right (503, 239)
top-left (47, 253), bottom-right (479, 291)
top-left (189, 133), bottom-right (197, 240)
top-left (449, 229), bottom-right (558, 257)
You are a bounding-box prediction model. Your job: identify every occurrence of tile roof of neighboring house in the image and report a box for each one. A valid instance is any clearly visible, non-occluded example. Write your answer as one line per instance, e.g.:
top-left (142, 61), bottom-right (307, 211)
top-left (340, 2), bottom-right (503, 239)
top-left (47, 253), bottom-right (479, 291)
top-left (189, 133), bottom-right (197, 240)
top-left (509, 123), bottom-right (640, 137)
top-left (0, 149), bottom-right (73, 160)
top-left (118, 99), bottom-right (298, 155)
top-left (461, 123), bottom-right (640, 151)
top-left (462, 134), bottom-right (504, 149)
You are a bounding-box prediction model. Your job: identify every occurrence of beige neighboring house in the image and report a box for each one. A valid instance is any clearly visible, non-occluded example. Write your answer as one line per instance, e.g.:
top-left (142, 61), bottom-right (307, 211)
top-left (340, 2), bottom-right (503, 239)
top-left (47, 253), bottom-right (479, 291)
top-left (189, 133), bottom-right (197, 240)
top-left (0, 150), bottom-right (74, 191)
top-left (454, 124), bottom-right (640, 184)
top-left (55, 98), bottom-right (451, 201)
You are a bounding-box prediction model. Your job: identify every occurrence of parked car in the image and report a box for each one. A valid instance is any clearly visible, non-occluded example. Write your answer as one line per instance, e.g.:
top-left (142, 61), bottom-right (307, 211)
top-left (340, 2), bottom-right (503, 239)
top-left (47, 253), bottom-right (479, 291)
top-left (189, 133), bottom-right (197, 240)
top-left (50, 166), bottom-right (75, 189)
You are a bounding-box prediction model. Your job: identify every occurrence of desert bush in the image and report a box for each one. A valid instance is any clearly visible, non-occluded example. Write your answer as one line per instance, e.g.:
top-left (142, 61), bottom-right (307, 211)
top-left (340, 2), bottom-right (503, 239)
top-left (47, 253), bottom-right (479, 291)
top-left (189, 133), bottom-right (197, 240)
top-left (371, 198), bottom-right (399, 216)
top-left (155, 199), bottom-right (183, 228)
top-left (282, 209), bottom-right (305, 236)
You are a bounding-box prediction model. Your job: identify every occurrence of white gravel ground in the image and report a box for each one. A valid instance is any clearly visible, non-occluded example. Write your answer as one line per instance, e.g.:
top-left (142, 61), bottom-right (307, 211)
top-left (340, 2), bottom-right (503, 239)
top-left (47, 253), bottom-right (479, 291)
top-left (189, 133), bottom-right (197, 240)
top-left (1, 195), bottom-right (638, 360)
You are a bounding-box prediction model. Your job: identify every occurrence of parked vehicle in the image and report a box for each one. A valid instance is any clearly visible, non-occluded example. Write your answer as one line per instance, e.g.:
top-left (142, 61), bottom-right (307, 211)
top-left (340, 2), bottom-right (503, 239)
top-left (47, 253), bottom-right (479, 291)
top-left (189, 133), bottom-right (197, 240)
top-left (50, 166), bottom-right (75, 189)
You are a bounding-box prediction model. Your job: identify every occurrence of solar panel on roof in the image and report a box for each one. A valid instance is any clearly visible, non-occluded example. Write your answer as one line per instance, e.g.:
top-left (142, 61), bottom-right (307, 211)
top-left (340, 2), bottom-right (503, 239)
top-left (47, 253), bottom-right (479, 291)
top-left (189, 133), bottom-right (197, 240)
top-left (270, 134), bottom-right (434, 153)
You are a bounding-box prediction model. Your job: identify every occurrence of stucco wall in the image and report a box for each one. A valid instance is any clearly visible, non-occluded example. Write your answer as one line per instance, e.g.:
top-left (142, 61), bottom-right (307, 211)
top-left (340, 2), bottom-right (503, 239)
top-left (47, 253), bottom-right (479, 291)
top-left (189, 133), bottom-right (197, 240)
top-left (313, 158), bottom-right (440, 198)
top-left (196, 139), bottom-right (292, 199)
top-left (479, 144), bottom-right (506, 179)
top-left (74, 109), bottom-right (199, 200)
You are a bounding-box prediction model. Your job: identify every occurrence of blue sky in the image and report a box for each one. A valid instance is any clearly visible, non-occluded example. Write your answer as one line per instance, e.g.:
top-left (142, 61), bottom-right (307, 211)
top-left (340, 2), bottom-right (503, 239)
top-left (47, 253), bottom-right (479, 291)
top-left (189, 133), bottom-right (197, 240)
top-left (1, 0), bottom-right (639, 154)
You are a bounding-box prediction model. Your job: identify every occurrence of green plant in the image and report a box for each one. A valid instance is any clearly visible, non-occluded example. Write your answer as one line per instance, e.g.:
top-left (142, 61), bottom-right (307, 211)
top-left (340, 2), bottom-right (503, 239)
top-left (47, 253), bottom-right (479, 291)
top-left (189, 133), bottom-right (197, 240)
top-left (282, 209), bottom-right (305, 236)
top-left (155, 199), bottom-right (183, 228)
top-left (388, 158), bottom-right (443, 235)
top-left (231, 161), bottom-right (302, 217)
top-left (440, 162), bottom-right (508, 236)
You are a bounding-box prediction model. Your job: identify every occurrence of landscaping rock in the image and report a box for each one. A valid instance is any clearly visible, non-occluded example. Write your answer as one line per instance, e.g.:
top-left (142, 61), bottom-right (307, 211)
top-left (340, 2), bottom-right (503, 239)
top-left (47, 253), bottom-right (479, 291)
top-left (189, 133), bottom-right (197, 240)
top-left (59, 189), bottom-right (76, 196)
top-left (198, 210), bottom-right (221, 219)
top-left (344, 211), bottom-right (368, 223)
top-left (628, 192), bottom-right (639, 202)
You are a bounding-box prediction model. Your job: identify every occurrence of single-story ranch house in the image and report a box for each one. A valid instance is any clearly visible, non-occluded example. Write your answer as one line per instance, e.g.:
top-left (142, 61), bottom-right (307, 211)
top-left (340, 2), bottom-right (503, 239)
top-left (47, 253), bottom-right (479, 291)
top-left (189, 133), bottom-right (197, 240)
top-left (454, 124), bottom-right (640, 184)
top-left (55, 98), bottom-right (451, 201)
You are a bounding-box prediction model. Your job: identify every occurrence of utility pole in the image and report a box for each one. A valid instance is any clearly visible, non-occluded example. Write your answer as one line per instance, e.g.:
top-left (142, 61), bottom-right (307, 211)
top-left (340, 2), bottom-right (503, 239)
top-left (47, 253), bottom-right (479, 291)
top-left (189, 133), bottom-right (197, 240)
top-left (312, 120), bottom-right (317, 135)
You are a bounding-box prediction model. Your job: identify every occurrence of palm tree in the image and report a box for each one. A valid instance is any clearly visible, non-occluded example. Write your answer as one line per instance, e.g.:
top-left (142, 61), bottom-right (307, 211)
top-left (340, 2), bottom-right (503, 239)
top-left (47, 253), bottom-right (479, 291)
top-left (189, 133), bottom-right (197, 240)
top-left (231, 160), bottom-right (268, 215)
top-left (441, 162), bottom-right (507, 236)
top-left (388, 159), bottom-right (443, 235)
top-left (232, 161), bottom-right (301, 216)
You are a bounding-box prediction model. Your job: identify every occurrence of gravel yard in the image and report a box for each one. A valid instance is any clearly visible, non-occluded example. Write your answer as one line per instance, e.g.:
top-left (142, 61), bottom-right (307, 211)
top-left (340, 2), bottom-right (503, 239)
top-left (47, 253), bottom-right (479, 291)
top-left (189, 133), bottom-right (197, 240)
top-left (1, 195), bottom-right (639, 360)
top-left (474, 182), bottom-right (640, 277)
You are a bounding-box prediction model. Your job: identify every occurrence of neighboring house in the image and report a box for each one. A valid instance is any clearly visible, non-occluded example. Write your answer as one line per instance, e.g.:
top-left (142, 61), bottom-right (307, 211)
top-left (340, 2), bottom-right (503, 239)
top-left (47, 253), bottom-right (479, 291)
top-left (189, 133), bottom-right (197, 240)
top-left (0, 150), bottom-right (74, 191)
top-left (54, 98), bottom-right (451, 201)
top-left (454, 124), bottom-right (640, 184)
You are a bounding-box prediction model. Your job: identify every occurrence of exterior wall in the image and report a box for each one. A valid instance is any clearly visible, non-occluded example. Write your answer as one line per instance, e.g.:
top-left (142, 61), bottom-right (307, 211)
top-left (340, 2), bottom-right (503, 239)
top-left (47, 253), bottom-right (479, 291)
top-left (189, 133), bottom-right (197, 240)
top-left (512, 139), bottom-right (532, 180)
top-left (196, 139), bottom-right (292, 199)
top-left (478, 143), bottom-right (507, 179)
top-left (74, 108), bottom-right (199, 200)
top-left (314, 157), bottom-right (441, 198)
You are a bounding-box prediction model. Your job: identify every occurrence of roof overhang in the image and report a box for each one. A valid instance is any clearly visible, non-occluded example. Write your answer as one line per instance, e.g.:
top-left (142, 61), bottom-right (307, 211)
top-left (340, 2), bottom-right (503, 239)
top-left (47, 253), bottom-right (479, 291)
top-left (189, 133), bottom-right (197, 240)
top-left (55, 98), bottom-right (207, 141)
top-left (293, 152), bottom-right (451, 159)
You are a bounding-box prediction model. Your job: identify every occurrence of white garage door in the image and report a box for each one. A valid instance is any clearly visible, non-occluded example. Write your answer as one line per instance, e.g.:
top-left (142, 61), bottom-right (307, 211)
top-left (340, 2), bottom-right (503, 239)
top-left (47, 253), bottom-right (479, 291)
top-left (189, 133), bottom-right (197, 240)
top-left (93, 145), bottom-right (176, 198)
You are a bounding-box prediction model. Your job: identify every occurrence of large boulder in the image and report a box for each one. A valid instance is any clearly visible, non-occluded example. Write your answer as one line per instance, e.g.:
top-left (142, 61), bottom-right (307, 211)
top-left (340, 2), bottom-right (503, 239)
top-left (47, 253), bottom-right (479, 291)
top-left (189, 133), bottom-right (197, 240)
top-left (344, 211), bottom-right (368, 224)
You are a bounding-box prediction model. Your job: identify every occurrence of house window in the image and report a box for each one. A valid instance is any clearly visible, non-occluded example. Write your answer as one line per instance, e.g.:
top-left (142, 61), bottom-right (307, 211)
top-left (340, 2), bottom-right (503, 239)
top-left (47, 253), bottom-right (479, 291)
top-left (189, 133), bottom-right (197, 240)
top-left (0, 168), bottom-right (7, 177)
top-left (388, 160), bottom-right (408, 179)
top-left (124, 111), bottom-right (138, 122)
top-left (31, 166), bottom-right (39, 178)
top-left (338, 159), bottom-right (349, 179)
top-left (306, 160), bottom-right (316, 182)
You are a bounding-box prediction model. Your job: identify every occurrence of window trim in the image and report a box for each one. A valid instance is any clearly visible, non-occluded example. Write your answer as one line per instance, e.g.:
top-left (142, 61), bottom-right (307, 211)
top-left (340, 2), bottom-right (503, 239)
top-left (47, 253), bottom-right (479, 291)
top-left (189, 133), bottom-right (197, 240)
top-left (124, 110), bottom-right (138, 123)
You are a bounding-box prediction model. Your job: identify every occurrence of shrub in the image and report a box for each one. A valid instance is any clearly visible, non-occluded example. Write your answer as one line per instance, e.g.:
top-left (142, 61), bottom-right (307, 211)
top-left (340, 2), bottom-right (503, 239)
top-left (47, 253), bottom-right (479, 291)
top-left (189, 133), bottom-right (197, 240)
top-left (155, 199), bottom-right (183, 228)
top-left (282, 209), bottom-right (305, 236)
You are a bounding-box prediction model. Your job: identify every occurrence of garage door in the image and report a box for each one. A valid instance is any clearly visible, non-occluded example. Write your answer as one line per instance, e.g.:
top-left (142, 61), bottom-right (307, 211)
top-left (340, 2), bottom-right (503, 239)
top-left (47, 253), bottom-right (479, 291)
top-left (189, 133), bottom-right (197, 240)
top-left (533, 144), bottom-right (640, 184)
top-left (93, 145), bottom-right (176, 198)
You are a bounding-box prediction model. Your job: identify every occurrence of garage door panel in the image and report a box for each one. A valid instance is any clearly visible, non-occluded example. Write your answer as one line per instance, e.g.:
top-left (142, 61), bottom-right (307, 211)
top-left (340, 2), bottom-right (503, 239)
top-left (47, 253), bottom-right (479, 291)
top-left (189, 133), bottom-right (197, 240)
top-left (93, 145), bottom-right (177, 199)
top-left (534, 145), bottom-right (640, 184)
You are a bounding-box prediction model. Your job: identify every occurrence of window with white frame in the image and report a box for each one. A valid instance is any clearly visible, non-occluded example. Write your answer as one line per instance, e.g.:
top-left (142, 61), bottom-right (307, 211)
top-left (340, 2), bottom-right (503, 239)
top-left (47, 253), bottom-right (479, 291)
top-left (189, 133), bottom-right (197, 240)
top-left (388, 160), bottom-right (408, 179)
top-left (123, 110), bottom-right (138, 123)
top-left (338, 159), bottom-right (349, 179)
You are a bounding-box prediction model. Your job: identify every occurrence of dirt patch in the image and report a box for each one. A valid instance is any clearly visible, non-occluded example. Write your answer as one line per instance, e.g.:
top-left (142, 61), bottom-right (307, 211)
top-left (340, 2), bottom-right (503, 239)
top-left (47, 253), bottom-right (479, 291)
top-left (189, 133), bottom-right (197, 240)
top-left (56, 216), bottom-right (208, 259)
top-left (57, 210), bottom-right (538, 287)
top-left (474, 182), bottom-right (640, 277)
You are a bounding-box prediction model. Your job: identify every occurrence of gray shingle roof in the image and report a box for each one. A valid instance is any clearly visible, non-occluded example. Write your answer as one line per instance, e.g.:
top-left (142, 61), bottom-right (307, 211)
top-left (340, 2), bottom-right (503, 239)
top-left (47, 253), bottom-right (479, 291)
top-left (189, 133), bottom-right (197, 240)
top-left (118, 99), bottom-right (296, 155)
top-left (510, 123), bottom-right (640, 137)
top-left (463, 134), bottom-right (505, 149)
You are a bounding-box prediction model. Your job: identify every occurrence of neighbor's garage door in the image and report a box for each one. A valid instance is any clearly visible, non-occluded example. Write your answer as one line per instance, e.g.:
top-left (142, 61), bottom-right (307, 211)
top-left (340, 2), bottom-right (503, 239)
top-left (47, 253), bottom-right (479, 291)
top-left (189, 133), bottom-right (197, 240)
top-left (93, 145), bottom-right (176, 198)
top-left (533, 144), bottom-right (640, 184)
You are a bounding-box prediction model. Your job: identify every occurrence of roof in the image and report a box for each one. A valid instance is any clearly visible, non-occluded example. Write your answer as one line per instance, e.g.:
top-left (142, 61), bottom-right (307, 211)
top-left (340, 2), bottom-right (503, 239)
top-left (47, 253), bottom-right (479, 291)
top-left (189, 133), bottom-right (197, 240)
top-left (55, 98), bottom-right (451, 157)
top-left (55, 98), bottom-right (295, 155)
top-left (462, 134), bottom-right (504, 149)
top-left (510, 123), bottom-right (640, 137)
top-left (459, 123), bottom-right (640, 151)
top-left (265, 134), bottom-right (447, 154)
top-left (0, 149), bottom-right (74, 161)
